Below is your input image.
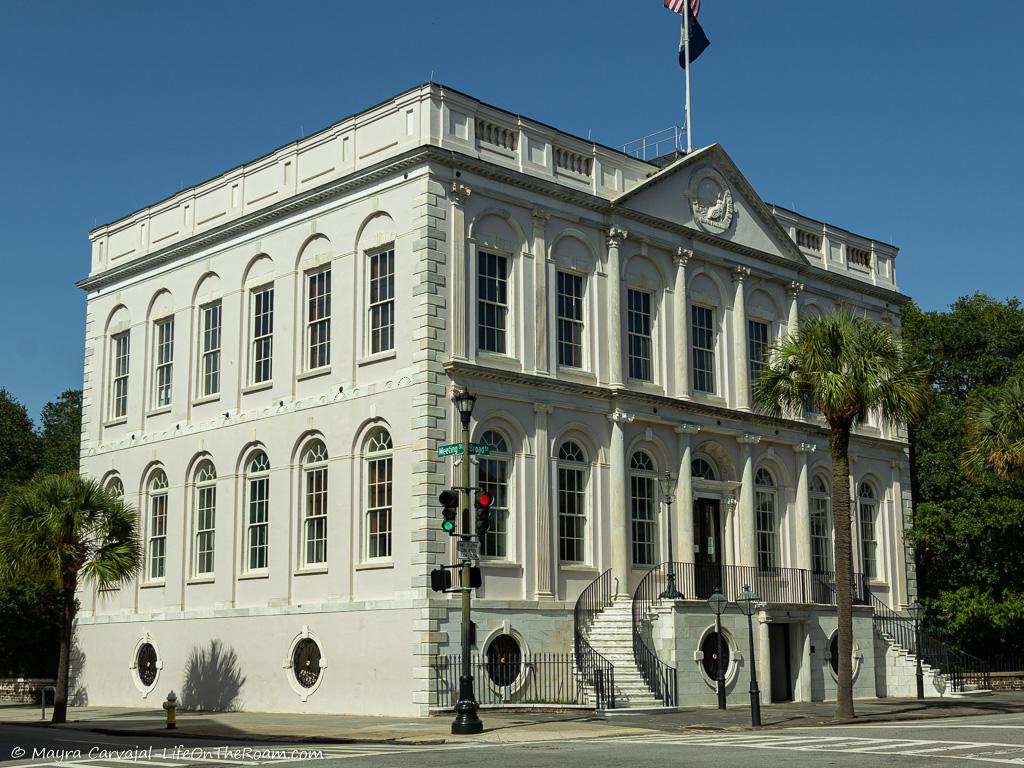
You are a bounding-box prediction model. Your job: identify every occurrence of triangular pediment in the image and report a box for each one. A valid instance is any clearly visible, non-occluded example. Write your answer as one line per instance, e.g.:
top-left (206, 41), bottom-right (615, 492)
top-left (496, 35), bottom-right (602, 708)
top-left (614, 145), bottom-right (808, 265)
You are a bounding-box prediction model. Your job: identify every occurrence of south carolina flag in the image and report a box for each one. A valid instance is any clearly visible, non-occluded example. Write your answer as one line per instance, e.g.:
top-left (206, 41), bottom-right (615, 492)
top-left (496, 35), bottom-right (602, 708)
top-left (664, 0), bottom-right (710, 68)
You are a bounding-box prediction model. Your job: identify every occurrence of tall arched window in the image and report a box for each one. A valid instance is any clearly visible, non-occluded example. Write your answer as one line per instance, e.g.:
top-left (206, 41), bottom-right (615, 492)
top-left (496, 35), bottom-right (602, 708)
top-left (193, 461), bottom-right (217, 577)
top-left (810, 474), bottom-right (832, 574)
top-left (246, 452), bottom-right (270, 571)
top-left (302, 441), bottom-right (329, 566)
top-left (630, 450), bottom-right (658, 567)
top-left (755, 468), bottom-right (778, 572)
top-left (365, 429), bottom-right (393, 560)
top-left (692, 457), bottom-right (717, 480)
top-left (558, 441), bottom-right (588, 563)
top-left (478, 430), bottom-right (511, 559)
top-left (146, 470), bottom-right (168, 581)
top-left (858, 482), bottom-right (878, 579)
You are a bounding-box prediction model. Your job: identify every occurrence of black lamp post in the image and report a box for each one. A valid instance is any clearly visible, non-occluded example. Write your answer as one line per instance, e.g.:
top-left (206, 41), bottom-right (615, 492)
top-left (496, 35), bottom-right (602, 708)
top-left (451, 388), bottom-right (482, 735)
top-left (736, 584), bottom-right (762, 727)
top-left (707, 589), bottom-right (728, 710)
top-left (908, 600), bottom-right (925, 700)
top-left (659, 470), bottom-right (683, 600)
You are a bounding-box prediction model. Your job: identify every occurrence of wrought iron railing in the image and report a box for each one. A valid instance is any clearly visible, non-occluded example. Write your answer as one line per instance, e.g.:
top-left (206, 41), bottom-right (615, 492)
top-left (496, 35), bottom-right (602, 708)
top-left (632, 564), bottom-right (678, 706)
top-left (868, 591), bottom-right (991, 692)
top-left (432, 653), bottom-right (587, 707)
top-left (572, 568), bottom-right (617, 709)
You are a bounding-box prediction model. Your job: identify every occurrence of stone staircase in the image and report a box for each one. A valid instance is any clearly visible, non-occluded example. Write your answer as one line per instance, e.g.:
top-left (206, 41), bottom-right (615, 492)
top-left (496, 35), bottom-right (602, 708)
top-left (584, 598), bottom-right (663, 707)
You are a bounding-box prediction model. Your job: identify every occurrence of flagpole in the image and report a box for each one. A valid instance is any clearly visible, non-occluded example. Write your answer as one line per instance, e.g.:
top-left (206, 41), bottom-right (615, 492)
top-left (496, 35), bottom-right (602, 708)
top-left (683, 8), bottom-right (692, 152)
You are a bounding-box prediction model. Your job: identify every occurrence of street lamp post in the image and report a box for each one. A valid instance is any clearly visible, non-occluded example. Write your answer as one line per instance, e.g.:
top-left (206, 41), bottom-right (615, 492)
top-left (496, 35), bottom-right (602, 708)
top-left (451, 388), bottom-right (483, 735)
top-left (908, 600), bottom-right (925, 700)
top-left (736, 584), bottom-right (762, 727)
top-left (659, 470), bottom-right (683, 600)
top-left (707, 589), bottom-right (728, 710)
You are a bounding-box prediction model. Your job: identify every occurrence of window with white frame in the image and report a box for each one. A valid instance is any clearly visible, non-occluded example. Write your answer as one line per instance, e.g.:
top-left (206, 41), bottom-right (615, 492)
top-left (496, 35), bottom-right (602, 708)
top-left (365, 429), bottom-right (393, 560)
top-left (368, 248), bottom-right (395, 354)
top-left (199, 301), bottom-right (222, 398)
top-left (748, 319), bottom-right (769, 393)
top-left (147, 470), bottom-right (168, 580)
top-left (251, 286), bottom-right (274, 385)
top-left (627, 289), bottom-right (653, 382)
top-left (630, 451), bottom-right (657, 567)
top-left (302, 441), bottom-right (329, 566)
top-left (691, 305), bottom-right (715, 393)
top-left (755, 468), bottom-right (778, 572)
top-left (810, 475), bottom-right (832, 573)
top-left (858, 482), bottom-right (878, 579)
top-left (692, 457), bottom-right (717, 480)
top-left (193, 461), bottom-right (216, 577)
top-left (477, 251), bottom-right (508, 353)
top-left (478, 430), bottom-right (511, 559)
top-left (246, 452), bottom-right (270, 571)
top-left (306, 269), bottom-right (331, 370)
top-left (106, 476), bottom-right (124, 499)
top-left (558, 441), bottom-right (587, 563)
top-left (110, 332), bottom-right (130, 419)
top-left (152, 317), bottom-right (174, 409)
top-left (556, 271), bottom-right (584, 368)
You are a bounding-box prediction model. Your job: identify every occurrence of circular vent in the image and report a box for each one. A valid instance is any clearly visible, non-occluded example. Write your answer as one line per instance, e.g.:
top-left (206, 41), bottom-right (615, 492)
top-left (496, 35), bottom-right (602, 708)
top-left (136, 643), bottom-right (158, 686)
top-left (485, 634), bottom-right (522, 687)
top-left (292, 638), bottom-right (322, 688)
top-left (700, 631), bottom-right (730, 680)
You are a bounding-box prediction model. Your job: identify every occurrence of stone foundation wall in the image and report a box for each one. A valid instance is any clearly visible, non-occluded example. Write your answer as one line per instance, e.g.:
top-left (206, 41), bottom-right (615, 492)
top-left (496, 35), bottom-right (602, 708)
top-left (0, 679), bottom-right (55, 704)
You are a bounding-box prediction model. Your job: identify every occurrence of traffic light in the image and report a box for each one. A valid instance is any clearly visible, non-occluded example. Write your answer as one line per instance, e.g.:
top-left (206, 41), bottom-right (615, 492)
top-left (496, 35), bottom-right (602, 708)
top-left (430, 568), bottom-right (452, 592)
top-left (475, 490), bottom-right (496, 537)
top-left (439, 489), bottom-right (459, 534)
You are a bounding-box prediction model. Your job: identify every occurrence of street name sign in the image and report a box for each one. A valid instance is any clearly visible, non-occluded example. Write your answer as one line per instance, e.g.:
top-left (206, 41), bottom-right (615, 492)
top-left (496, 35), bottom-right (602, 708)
top-left (436, 443), bottom-right (492, 457)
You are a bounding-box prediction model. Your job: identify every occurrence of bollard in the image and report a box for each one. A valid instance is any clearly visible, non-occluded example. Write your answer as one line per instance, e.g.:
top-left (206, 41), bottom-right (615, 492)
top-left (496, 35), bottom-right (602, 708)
top-left (162, 690), bottom-right (177, 729)
top-left (40, 686), bottom-right (56, 721)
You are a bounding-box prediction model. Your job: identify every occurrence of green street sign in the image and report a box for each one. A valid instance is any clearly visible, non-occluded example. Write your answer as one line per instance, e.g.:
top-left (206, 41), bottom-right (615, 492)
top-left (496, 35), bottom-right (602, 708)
top-left (436, 442), bottom-right (492, 457)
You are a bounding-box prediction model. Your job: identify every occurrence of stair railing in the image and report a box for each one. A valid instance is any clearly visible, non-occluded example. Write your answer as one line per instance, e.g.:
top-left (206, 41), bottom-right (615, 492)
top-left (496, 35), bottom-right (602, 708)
top-left (572, 568), bottom-right (617, 709)
top-left (631, 562), bottom-right (680, 706)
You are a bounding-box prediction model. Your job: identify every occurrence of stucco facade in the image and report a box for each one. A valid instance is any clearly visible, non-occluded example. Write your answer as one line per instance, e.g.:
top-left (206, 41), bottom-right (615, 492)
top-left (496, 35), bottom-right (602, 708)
top-left (76, 83), bottom-right (915, 715)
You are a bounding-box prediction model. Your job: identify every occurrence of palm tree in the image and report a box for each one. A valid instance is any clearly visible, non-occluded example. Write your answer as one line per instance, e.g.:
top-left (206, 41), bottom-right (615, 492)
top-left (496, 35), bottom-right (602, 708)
top-left (964, 377), bottom-right (1024, 480)
top-left (753, 310), bottom-right (928, 720)
top-left (0, 473), bottom-right (140, 723)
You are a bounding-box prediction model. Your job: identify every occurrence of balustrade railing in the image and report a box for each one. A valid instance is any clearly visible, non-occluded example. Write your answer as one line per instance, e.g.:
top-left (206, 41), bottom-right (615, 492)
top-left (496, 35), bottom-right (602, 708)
top-left (572, 568), bottom-right (617, 709)
top-left (632, 564), bottom-right (678, 706)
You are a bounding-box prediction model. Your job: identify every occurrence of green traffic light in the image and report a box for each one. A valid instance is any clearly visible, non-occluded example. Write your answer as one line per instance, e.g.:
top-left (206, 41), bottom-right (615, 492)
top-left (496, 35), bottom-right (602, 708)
top-left (442, 519), bottom-right (456, 533)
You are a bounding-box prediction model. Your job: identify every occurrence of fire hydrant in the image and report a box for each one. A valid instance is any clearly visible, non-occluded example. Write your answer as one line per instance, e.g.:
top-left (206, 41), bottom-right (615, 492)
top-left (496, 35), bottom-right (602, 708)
top-left (162, 690), bottom-right (177, 729)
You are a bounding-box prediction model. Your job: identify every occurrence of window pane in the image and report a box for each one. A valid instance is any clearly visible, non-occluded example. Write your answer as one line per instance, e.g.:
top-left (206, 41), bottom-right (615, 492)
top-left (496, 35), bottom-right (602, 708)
top-left (153, 318), bottom-right (174, 408)
top-left (748, 320), bottom-right (769, 393)
top-left (556, 271), bottom-right (584, 368)
top-left (368, 249), bottom-right (395, 354)
top-left (691, 305), bottom-right (715, 393)
top-left (201, 302), bottom-right (222, 397)
top-left (111, 332), bottom-right (130, 418)
top-left (627, 289), bottom-right (652, 381)
top-left (307, 270), bottom-right (331, 369)
top-left (252, 288), bottom-right (274, 383)
top-left (477, 251), bottom-right (508, 353)
top-left (630, 473), bottom-right (656, 566)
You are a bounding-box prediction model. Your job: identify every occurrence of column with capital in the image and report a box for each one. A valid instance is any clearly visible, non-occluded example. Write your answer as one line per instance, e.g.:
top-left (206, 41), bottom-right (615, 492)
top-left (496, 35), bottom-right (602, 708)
top-left (737, 433), bottom-right (761, 568)
top-left (450, 181), bottom-right (472, 360)
top-left (787, 281), bottom-right (803, 337)
top-left (794, 443), bottom-right (817, 572)
top-left (732, 266), bottom-right (751, 410)
top-left (675, 423), bottom-right (700, 567)
top-left (674, 248), bottom-right (692, 398)
top-left (608, 409), bottom-right (634, 596)
top-left (606, 228), bottom-right (628, 389)
top-left (532, 208), bottom-right (550, 375)
top-left (533, 403), bottom-right (554, 598)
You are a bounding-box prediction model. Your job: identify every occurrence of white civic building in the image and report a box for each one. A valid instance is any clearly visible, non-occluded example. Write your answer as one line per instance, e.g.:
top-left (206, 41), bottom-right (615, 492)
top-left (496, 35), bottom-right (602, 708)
top-left (76, 83), bottom-right (934, 716)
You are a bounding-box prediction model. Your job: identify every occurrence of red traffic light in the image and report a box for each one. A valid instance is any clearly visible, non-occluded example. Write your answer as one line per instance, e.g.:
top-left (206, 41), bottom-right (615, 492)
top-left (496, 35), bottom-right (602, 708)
top-left (475, 491), bottom-right (494, 509)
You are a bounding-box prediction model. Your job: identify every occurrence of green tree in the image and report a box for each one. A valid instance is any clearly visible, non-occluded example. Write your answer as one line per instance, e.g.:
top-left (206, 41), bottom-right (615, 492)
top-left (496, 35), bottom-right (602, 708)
top-left (39, 390), bottom-right (82, 475)
top-left (0, 473), bottom-right (141, 723)
top-left (964, 378), bottom-right (1024, 481)
top-left (0, 389), bottom-right (39, 499)
top-left (754, 310), bottom-right (928, 720)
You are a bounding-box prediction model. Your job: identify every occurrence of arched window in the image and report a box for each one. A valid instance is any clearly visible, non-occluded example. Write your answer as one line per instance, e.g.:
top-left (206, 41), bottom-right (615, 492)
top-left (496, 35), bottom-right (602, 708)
top-left (478, 430), bottom-right (511, 559)
top-left (146, 470), bottom-right (168, 581)
top-left (193, 461), bottom-right (217, 577)
top-left (630, 450), bottom-right (658, 567)
top-left (106, 476), bottom-right (124, 499)
top-left (692, 457), bottom-right (717, 480)
top-left (302, 441), bottom-right (329, 566)
top-left (810, 474), bottom-right (832, 574)
top-left (858, 482), bottom-right (878, 579)
top-left (246, 451), bottom-right (270, 571)
top-left (365, 429), bottom-right (393, 560)
top-left (755, 468), bottom-right (778, 572)
top-left (557, 441), bottom-right (587, 563)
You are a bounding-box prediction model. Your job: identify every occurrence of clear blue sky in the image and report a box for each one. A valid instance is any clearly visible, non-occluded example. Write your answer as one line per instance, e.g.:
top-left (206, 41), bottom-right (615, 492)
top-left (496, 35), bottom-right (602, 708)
top-left (1, 0), bottom-right (1021, 421)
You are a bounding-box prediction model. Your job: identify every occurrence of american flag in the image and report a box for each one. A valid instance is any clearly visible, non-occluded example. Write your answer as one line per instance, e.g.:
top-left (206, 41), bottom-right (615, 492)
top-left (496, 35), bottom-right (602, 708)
top-left (664, 0), bottom-right (699, 19)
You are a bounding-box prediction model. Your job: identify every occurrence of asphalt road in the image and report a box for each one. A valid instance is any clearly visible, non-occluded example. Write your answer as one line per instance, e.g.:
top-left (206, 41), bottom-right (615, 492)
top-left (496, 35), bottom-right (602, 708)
top-left (3, 711), bottom-right (1024, 767)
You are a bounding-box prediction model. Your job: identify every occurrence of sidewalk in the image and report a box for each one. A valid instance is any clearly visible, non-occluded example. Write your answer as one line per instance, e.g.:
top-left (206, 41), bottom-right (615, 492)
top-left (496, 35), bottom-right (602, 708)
top-left (3, 693), bottom-right (1023, 745)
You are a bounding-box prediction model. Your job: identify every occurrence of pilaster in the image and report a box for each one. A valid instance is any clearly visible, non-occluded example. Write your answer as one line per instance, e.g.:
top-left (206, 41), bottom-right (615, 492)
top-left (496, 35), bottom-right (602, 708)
top-left (673, 248), bottom-right (692, 398)
top-left (787, 281), bottom-right (803, 336)
top-left (737, 433), bottom-right (761, 567)
top-left (732, 266), bottom-right (751, 411)
top-left (605, 228), bottom-right (627, 389)
top-left (534, 403), bottom-right (555, 599)
top-left (675, 422), bottom-right (700, 564)
top-left (794, 442), bottom-right (817, 572)
top-left (608, 408), bottom-right (634, 596)
top-left (449, 181), bottom-right (471, 361)
top-left (532, 208), bottom-right (550, 375)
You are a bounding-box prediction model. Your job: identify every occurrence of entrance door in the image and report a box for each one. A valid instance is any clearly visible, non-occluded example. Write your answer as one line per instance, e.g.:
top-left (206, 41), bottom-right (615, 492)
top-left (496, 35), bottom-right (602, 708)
top-left (769, 623), bottom-right (793, 702)
top-left (693, 498), bottom-right (722, 600)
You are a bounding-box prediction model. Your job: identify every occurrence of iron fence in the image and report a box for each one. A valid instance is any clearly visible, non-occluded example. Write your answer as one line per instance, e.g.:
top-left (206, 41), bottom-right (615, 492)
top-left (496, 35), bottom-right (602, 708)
top-left (432, 653), bottom-right (588, 707)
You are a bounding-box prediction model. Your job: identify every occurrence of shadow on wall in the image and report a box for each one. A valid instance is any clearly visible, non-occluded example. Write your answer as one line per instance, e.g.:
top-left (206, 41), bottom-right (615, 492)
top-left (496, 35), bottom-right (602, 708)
top-left (181, 640), bottom-right (246, 712)
top-left (69, 634), bottom-right (88, 706)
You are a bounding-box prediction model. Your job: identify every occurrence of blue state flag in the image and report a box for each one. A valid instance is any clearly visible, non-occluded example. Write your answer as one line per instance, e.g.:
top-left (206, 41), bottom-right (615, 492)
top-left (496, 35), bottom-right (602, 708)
top-left (678, 10), bottom-right (710, 68)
